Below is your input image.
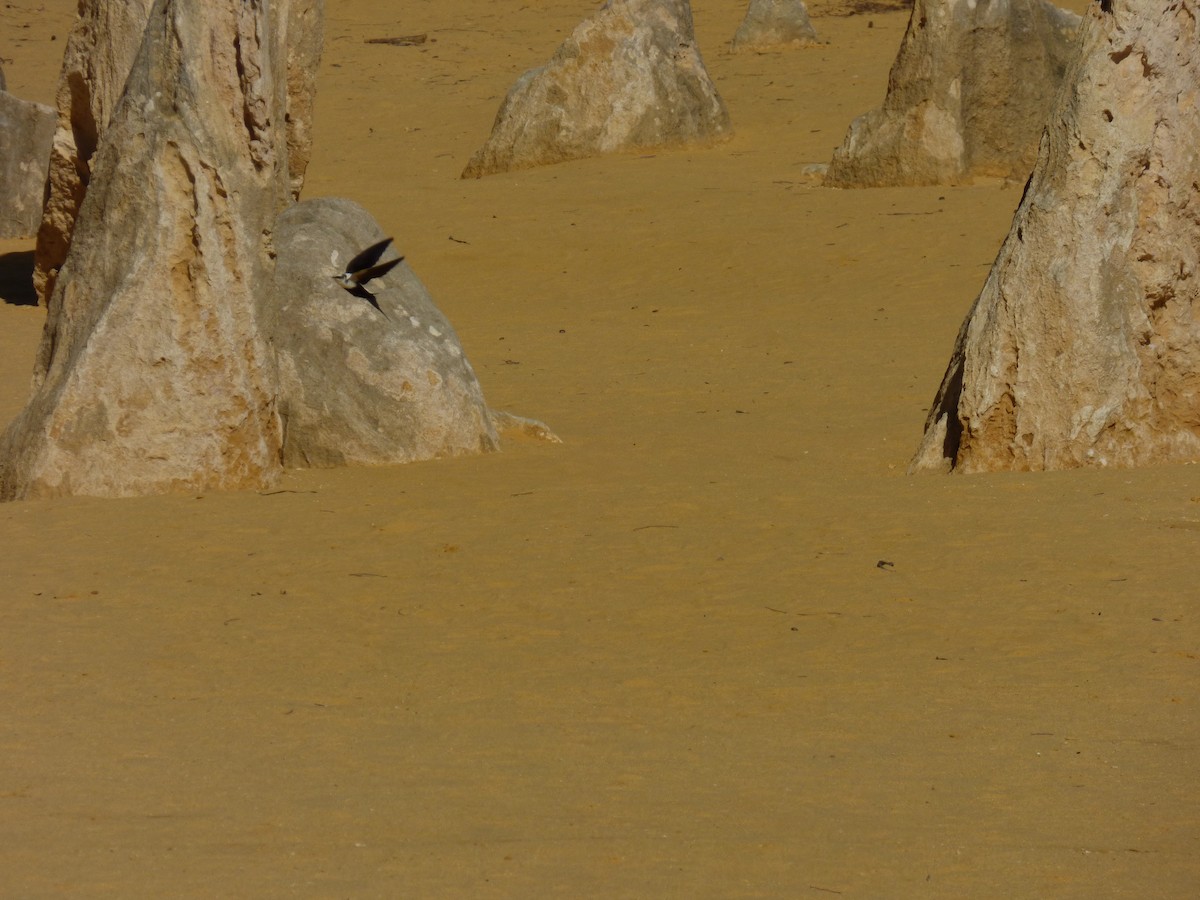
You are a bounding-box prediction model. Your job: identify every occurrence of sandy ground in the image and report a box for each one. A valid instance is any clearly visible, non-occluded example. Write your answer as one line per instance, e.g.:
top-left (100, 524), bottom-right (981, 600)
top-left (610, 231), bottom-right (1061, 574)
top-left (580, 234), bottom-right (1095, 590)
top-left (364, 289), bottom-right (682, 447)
top-left (1, 0), bottom-right (1197, 896)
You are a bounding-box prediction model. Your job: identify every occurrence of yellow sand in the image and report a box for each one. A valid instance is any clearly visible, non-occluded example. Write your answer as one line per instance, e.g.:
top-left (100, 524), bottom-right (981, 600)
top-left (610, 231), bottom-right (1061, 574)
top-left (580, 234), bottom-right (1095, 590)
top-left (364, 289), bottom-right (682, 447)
top-left (0, 1), bottom-right (1195, 895)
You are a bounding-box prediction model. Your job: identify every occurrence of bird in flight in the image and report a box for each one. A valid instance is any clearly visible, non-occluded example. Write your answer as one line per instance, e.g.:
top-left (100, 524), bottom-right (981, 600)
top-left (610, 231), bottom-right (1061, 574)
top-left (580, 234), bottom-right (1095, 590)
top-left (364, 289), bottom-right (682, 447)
top-left (333, 236), bottom-right (404, 316)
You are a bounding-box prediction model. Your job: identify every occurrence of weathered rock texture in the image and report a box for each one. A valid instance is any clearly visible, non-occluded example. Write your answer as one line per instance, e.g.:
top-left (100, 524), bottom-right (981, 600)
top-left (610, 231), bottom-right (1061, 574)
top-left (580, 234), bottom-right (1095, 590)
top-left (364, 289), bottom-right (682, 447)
top-left (0, 90), bottom-right (55, 238)
top-left (462, 0), bottom-right (731, 178)
top-left (274, 198), bottom-right (499, 468)
top-left (0, 0), bottom-right (296, 500)
top-left (33, 0), bottom-right (322, 305)
top-left (731, 0), bottom-right (819, 51)
top-left (32, 0), bottom-right (156, 303)
top-left (284, 0), bottom-right (325, 200)
top-left (911, 0), bottom-right (1200, 473)
top-left (825, 0), bottom-right (1081, 187)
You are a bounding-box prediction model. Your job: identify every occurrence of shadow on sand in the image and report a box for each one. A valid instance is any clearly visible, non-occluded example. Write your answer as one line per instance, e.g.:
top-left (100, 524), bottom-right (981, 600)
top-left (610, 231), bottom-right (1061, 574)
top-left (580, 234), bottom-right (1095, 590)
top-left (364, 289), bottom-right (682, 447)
top-left (0, 251), bottom-right (38, 307)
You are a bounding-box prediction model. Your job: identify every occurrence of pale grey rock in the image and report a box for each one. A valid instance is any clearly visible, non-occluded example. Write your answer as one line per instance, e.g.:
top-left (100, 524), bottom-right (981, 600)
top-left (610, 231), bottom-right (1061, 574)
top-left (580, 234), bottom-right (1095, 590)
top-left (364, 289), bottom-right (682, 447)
top-left (0, 0), bottom-right (293, 500)
top-left (911, 0), bottom-right (1200, 473)
top-left (33, 0), bottom-right (156, 304)
top-left (489, 409), bottom-right (562, 444)
top-left (273, 198), bottom-right (500, 468)
top-left (0, 90), bottom-right (55, 238)
top-left (732, 0), bottom-right (819, 51)
top-left (826, 0), bottom-right (1081, 187)
top-left (463, 0), bottom-right (731, 178)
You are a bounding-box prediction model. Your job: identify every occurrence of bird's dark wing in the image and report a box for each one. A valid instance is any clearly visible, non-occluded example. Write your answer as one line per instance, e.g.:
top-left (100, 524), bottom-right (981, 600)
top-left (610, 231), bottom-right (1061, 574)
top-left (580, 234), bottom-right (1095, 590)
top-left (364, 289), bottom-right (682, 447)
top-left (345, 236), bottom-right (394, 274)
top-left (347, 283), bottom-right (389, 318)
top-left (352, 256), bottom-right (404, 286)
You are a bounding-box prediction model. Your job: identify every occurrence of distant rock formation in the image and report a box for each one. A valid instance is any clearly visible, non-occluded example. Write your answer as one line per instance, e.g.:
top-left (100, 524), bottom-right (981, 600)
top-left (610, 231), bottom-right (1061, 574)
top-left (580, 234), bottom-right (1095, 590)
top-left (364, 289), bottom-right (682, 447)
top-left (0, 89), bottom-right (55, 239)
top-left (462, 0), bottom-right (731, 178)
top-left (731, 0), bottom-right (819, 51)
top-left (33, 0), bottom-right (323, 306)
top-left (0, 0), bottom-right (296, 499)
top-left (825, 0), bottom-right (1080, 187)
top-left (911, 0), bottom-right (1200, 473)
top-left (273, 198), bottom-right (499, 468)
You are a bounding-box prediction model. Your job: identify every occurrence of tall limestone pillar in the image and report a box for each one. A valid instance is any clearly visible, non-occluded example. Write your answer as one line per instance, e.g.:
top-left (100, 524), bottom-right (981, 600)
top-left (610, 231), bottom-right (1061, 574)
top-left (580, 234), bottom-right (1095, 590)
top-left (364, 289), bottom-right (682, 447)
top-left (912, 0), bottom-right (1200, 472)
top-left (1, 0), bottom-right (295, 499)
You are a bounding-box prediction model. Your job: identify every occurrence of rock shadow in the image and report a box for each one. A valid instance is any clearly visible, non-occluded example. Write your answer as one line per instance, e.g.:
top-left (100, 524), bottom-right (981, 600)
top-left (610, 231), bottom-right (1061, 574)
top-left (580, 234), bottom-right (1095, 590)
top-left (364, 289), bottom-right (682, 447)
top-left (0, 251), bottom-right (37, 306)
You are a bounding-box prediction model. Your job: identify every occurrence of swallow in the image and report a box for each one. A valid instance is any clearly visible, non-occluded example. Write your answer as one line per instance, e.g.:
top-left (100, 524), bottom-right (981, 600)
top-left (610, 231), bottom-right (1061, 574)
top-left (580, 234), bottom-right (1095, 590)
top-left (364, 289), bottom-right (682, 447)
top-left (333, 236), bottom-right (404, 316)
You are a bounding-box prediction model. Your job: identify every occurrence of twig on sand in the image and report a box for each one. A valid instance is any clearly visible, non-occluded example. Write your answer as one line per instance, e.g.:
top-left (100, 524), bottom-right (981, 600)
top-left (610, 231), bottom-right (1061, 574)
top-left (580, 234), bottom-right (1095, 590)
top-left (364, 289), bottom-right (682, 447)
top-left (366, 33), bottom-right (427, 46)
